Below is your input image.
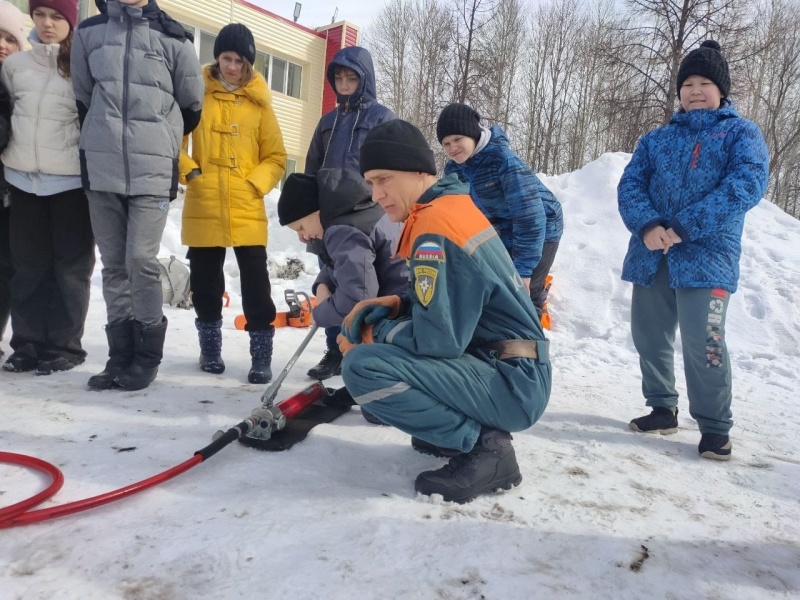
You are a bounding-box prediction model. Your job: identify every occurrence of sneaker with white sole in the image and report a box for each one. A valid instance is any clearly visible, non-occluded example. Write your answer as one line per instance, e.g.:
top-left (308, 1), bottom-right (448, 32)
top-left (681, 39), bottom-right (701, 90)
top-left (698, 433), bottom-right (732, 461)
top-left (629, 407), bottom-right (678, 434)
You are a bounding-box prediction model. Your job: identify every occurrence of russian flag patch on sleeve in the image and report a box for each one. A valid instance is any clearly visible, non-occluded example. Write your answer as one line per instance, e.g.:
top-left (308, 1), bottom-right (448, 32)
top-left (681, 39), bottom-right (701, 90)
top-left (414, 242), bottom-right (445, 262)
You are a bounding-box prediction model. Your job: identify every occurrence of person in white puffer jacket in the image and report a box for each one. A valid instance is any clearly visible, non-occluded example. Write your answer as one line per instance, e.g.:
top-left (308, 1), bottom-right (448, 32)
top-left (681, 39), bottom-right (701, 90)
top-left (0, 0), bottom-right (27, 364)
top-left (0, 0), bottom-right (94, 376)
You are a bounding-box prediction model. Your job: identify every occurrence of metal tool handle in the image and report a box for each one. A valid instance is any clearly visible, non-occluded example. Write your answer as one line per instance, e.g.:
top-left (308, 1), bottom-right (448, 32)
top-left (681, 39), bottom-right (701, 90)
top-left (260, 291), bottom-right (319, 407)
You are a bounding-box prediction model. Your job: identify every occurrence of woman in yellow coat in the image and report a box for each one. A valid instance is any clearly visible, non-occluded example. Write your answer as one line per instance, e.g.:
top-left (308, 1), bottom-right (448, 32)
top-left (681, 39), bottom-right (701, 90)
top-left (180, 23), bottom-right (286, 383)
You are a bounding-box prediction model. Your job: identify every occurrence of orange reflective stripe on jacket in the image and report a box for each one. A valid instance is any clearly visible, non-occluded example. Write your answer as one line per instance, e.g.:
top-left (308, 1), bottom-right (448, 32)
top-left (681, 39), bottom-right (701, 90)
top-left (396, 194), bottom-right (493, 259)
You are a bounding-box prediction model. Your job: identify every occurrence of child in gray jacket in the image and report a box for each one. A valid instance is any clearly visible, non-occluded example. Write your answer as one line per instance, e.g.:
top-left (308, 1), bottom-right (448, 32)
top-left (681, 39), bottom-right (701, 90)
top-left (277, 168), bottom-right (407, 365)
top-left (71, 0), bottom-right (203, 391)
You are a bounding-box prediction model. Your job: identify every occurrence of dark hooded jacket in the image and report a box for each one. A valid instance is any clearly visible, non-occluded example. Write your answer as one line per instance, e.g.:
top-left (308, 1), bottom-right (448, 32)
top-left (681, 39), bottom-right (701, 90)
top-left (308, 169), bottom-right (407, 328)
top-left (304, 47), bottom-right (396, 176)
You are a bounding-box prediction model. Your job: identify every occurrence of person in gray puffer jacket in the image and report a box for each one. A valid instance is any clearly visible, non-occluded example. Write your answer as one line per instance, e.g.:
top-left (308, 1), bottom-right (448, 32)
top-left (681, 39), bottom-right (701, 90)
top-left (71, 0), bottom-right (203, 392)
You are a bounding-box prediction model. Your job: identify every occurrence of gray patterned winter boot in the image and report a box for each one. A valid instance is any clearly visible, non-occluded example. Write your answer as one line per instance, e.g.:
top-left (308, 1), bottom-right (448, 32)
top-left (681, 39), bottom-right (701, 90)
top-left (196, 319), bottom-right (225, 374)
top-left (248, 326), bottom-right (274, 384)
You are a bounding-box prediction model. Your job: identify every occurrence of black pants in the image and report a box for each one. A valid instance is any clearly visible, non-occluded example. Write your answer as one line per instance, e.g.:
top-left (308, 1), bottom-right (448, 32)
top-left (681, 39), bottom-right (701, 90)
top-left (8, 186), bottom-right (95, 362)
top-left (530, 241), bottom-right (559, 315)
top-left (0, 201), bottom-right (11, 340)
top-left (188, 246), bottom-right (276, 331)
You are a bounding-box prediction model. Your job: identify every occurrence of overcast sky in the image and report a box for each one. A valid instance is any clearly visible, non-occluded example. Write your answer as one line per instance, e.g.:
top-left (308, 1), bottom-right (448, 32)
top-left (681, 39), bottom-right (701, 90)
top-left (250, 0), bottom-right (381, 32)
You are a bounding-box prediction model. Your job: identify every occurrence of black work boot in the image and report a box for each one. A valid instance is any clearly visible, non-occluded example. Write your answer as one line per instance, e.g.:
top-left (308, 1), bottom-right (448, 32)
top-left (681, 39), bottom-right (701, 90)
top-left (248, 326), bottom-right (274, 384)
top-left (414, 428), bottom-right (522, 503)
top-left (322, 386), bottom-right (357, 408)
top-left (115, 317), bottom-right (167, 391)
top-left (307, 347), bottom-right (343, 380)
top-left (361, 407), bottom-right (389, 425)
top-left (88, 320), bottom-right (135, 390)
top-left (196, 319), bottom-right (225, 374)
top-left (411, 436), bottom-right (463, 458)
top-left (629, 407), bottom-right (679, 434)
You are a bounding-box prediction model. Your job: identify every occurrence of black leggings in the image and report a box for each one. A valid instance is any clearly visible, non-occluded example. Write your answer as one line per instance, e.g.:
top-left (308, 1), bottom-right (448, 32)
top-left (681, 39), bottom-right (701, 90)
top-left (188, 246), bottom-right (276, 331)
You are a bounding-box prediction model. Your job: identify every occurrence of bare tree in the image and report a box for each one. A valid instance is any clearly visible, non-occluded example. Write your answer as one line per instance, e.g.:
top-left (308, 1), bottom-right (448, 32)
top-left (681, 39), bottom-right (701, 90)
top-left (363, 0), bottom-right (415, 119)
top-left (409, 0), bottom-right (454, 143)
top-left (608, 0), bottom-right (750, 128)
top-left (449, 0), bottom-right (497, 103)
top-left (364, 0), bottom-right (800, 218)
top-left (516, 0), bottom-right (589, 173)
top-left (567, 0), bottom-right (616, 171)
top-left (472, 0), bottom-right (526, 128)
top-left (737, 0), bottom-right (800, 215)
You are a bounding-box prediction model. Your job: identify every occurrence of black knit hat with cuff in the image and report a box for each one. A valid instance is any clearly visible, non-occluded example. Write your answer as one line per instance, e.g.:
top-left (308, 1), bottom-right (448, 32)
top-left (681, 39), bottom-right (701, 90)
top-left (214, 23), bottom-right (257, 65)
top-left (676, 40), bottom-right (730, 99)
top-left (436, 103), bottom-right (482, 143)
top-left (278, 173), bottom-right (319, 226)
top-left (359, 120), bottom-right (437, 176)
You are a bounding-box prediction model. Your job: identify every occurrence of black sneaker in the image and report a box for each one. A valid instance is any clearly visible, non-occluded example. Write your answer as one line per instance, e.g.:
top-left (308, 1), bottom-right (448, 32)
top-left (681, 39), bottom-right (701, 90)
top-left (411, 436), bottom-right (463, 458)
top-left (3, 352), bottom-right (37, 372)
top-left (698, 433), bottom-right (732, 461)
top-left (307, 348), bottom-right (343, 380)
top-left (414, 429), bottom-right (522, 503)
top-left (629, 407), bottom-right (678, 434)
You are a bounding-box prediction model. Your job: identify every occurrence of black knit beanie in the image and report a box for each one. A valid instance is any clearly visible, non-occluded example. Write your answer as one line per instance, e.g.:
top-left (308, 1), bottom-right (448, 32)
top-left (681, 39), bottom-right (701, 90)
top-left (359, 120), bottom-right (437, 176)
top-left (676, 40), bottom-right (730, 99)
top-left (436, 103), bottom-right (481, 143)
top-left (278, 173), bottom-right (319, 226)
top-left (214, 23), bottom-right (256, 65)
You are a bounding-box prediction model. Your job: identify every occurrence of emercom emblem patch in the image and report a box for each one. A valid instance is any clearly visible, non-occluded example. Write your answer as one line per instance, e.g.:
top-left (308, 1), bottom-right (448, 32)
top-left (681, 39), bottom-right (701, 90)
top-left (414, 266), bottom-right (438, 307)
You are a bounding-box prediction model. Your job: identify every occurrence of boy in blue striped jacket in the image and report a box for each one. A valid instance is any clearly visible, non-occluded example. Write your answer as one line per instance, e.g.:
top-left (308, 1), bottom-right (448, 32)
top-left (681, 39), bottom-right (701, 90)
top-left (436, 103), bottom-right (563, 319)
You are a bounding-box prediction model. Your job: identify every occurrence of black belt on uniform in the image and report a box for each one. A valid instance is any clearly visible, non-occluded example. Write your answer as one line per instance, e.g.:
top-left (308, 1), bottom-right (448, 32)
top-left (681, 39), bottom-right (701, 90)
top-left (484, 339), bottom-right (550, 362)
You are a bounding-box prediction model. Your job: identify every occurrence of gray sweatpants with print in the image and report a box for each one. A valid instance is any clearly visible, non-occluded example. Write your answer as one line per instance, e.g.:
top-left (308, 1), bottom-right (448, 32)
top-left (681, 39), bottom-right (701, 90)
top-left (87, 192), bottom-right (168, 327)
top-left (631, 258), bottom-right (733, 435)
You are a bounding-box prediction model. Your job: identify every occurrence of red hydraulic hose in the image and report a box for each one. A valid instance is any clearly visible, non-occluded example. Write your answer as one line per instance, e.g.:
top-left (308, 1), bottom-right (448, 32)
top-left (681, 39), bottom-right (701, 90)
top-left (0, 383), bottom-right (327, 529)
top-left (0, 453), bottom-right (202, 529)
top-left (0, 452), bottom-right (65, 522)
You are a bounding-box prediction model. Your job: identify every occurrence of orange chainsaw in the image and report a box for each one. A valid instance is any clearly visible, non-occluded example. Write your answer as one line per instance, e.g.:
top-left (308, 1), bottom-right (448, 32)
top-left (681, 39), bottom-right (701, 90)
top-left (234, 289), bottom-right (316, 330)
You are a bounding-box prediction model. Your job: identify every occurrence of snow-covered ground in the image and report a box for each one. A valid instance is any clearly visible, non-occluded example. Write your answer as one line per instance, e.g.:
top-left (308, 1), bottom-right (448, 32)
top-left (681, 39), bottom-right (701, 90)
top-left (2, 153), bottom-right (799, 599)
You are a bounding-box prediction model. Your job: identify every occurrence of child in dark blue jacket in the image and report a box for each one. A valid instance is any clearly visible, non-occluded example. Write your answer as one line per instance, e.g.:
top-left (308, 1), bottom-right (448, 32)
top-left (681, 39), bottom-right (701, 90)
top-left (303, 46), bottom-right (396, 379)
top-left (618, 40), bottom-right (769, 461)
top-left (436, 103), bottom-right (563, 320)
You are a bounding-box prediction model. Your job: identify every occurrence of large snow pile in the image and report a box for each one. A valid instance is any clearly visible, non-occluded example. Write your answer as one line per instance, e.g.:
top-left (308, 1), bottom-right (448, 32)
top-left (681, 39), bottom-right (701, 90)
top-left (2, 153), bottom-right (799, 599)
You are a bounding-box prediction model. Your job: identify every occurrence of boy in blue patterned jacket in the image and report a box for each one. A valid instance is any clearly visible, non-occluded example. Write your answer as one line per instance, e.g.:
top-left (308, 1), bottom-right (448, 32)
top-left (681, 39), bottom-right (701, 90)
top-left (618, 41), bottom-right (769, 461)
top-left (436, 103), bottom-right (563, 319)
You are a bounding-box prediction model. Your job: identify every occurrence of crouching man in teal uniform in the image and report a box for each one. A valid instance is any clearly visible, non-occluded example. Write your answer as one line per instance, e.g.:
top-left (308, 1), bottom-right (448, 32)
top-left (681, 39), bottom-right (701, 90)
top-left (339, 119), bottom-right (552, 503)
